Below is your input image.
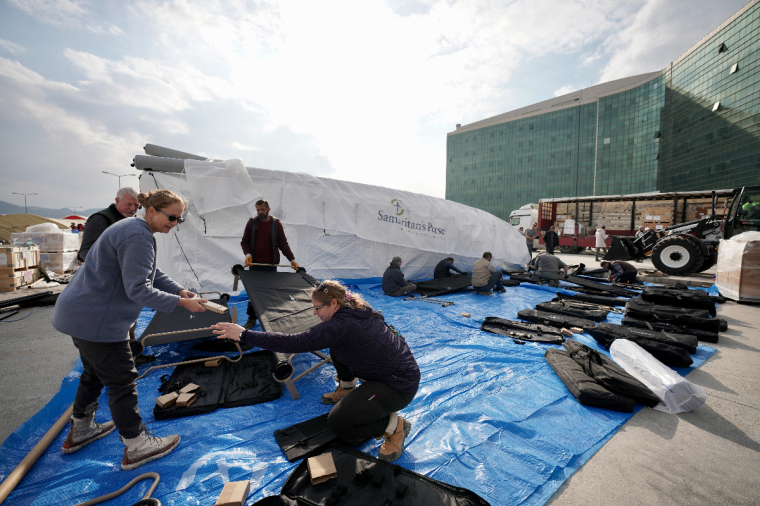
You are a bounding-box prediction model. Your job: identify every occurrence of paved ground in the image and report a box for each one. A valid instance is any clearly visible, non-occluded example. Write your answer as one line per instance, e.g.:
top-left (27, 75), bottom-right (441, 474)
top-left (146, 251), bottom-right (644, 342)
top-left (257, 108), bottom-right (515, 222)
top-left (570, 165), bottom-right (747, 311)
top-left (1, 256), bottom-right (758, 505)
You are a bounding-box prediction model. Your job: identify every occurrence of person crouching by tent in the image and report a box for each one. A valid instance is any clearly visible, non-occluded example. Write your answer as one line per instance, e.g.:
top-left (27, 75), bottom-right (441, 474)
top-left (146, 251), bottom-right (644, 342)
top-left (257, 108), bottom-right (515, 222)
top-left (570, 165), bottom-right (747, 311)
top-left (382, 256), bottom-right (416, 297)
top-left (52, 189), bottom-right (208, 471)
top-left (600, 260), bottom-right (640, 284)
top-left (433, 257), bottom-right (465, 279)
top-left (472, 251), bottom-right (506, 294)
top-left (212, 280), bottom-right (420, 462)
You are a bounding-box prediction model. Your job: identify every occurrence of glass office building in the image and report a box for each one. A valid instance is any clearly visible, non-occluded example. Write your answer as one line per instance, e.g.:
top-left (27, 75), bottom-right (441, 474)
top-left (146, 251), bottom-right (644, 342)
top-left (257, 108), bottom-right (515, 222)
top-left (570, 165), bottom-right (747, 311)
top-left (446, 0), bottom-right (760, 221)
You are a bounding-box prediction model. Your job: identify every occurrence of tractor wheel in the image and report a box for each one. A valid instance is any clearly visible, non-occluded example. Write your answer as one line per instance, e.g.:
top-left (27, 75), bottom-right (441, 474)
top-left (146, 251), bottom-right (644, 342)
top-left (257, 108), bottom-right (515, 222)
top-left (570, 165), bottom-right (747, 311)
top-left (559, 245), bottom-right (575, 254)
top-left (651, 235), bottom-right (705, 276)
top-left (697, 252), bottom-right (718, 273)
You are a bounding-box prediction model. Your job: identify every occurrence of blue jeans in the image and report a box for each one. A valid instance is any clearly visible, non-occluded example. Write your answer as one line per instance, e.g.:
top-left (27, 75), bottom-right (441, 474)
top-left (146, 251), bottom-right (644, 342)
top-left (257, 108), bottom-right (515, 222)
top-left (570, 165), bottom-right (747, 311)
top-left (527, 243), bottom-right (534, 258)
top-left (476, 271), bottom-right (504, 293)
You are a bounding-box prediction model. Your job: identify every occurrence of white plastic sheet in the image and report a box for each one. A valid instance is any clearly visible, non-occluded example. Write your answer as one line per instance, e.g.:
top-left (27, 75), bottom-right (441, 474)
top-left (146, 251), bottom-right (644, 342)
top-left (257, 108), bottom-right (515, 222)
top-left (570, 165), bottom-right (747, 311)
top-left (140, 165), bottom-right (529, 292)
top-left (610, 339), bottom-right (707, 414)
top-left (184, 159), bottom-right (262, 215)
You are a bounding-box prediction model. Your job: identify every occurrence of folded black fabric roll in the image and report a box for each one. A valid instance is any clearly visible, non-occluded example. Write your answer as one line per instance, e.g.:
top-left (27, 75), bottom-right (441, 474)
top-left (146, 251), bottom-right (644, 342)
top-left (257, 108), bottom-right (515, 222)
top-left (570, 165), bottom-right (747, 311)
top-left (641, 287), bottom-right (718, 316)
top-left (517, 309), bottom-right (595, 330)
top-left (621, 316), bottom-right (718, 343)
top-left (625, 297), bottom-right (726, 333)
top-left (583, 322), bottom-right (694, 367)
top-left (480, 317), bottom-right (566, 344)
top-left (536, 300), bottom-right (609, 322)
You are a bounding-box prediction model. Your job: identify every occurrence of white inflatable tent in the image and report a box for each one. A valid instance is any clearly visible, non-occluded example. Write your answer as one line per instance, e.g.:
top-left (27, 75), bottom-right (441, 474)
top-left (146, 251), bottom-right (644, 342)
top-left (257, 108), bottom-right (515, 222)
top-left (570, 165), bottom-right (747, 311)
top-left (135, 145), bottom-right (528, 293)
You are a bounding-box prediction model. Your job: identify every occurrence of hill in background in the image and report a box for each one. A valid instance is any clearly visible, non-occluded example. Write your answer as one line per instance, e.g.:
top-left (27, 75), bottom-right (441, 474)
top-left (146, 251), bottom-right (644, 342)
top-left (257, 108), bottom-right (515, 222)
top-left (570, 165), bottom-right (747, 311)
top-left (0, 200), bottom-right (101, 219)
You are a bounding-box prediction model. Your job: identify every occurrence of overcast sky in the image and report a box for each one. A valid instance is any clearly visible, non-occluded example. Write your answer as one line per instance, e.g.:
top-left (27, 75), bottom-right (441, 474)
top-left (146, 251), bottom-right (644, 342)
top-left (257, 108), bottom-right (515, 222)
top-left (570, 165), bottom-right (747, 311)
top-left (0, 0), bottom-right (749, 210)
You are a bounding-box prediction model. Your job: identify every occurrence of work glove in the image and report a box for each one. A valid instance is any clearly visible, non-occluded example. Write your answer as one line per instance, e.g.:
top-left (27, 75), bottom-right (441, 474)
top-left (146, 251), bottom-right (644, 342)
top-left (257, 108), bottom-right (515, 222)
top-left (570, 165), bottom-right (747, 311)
top-left (291, 260), bottom-right (300, 271)
top-left (244, 255), bottom-right (253, 267)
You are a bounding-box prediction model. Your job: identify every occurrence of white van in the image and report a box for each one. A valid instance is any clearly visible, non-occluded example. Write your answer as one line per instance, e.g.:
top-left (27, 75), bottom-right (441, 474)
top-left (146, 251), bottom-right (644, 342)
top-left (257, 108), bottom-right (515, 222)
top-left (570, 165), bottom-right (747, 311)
top-left (508, 203), bottom-right (538, 231)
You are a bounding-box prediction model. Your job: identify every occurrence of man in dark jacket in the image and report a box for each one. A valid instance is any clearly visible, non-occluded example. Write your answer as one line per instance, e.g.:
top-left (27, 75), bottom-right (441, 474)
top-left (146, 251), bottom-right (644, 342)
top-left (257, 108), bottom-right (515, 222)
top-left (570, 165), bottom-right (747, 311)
top-left (543, 226), bottom-right (560, 255)
top-left (240, 199), bottom-right (299, 328)
top-left (433, 257), bottom-right (465, 279)
top-left (601, 260), bottom-right (639, 284)
top-left (77, 188), bottom-right (140, 263)
top-left (382, 257), bottom-right (416, 297)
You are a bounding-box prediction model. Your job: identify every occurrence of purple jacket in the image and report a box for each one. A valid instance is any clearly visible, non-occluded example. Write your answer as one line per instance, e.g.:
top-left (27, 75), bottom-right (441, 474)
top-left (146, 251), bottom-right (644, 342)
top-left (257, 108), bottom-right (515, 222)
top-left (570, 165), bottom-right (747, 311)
top-left (241, 307), bottom-right (420, 393)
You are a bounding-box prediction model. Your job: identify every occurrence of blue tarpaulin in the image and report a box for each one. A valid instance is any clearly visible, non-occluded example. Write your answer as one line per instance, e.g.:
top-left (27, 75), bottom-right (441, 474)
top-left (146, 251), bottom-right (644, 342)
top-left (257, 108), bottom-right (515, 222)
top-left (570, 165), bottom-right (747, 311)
top-left (0, 279), bottom-right (716, 505)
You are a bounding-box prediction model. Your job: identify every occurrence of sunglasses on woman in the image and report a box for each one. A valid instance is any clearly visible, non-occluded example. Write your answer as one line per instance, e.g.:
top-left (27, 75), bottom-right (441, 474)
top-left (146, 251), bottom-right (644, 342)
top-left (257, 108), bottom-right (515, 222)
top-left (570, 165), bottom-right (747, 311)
top-left (158, 209), bottom-right (185, 224)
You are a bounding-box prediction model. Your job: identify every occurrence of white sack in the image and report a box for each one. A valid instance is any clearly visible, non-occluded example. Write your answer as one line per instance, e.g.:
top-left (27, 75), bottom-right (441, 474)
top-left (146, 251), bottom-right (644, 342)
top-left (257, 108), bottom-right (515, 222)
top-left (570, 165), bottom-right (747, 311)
top-left (610, 339), bottom-right (706, 414)
top-left (140, 165), bottom-right (529, 293)
top-left (185, 159), bottom-right (262, 215)
top-left (26, 223), bottom-right (61, 233)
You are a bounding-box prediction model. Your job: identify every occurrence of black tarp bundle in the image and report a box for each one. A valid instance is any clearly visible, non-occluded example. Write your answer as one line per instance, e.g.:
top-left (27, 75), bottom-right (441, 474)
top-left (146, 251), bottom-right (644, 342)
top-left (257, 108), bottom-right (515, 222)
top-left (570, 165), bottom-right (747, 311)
top-left (545, 348), bottom-right (636, 413)
top-left (621, 316), bottom-right (719, 343)
top-left (583, 322), bottom-right (694, 367)
top-left (640, 286), bottom-right (720, 316)
top-left (274, 413), bottom-right (369, 462)
top-left (140, 297), bottom-right (231, 346)
top-left (517, 309), bottom-right (595, 329)
top-left (154, 351), bottom-right (282, 420)
top-left (535, 300), bottom-right (609, 322)
top-left (564, 275), bottom-right (640, 297)
top-left (0, 291), bottom-right (56, 309)
top-left (555, 291), bottom-right (631, 306)
top-left (507, 272), bottom-right (542, 284)
top-left (568, 263), bottom-right (609, 278)
top-left (413, 273), bottom-right (473, 297)
top-left (563, 339), bottom-right (660, 407)
top-left (252, 443), bottom-right (491, 506)
top-left (480, 317), bottom-right (566, 344)
top-left (624, 297), bottom-right (727, 333)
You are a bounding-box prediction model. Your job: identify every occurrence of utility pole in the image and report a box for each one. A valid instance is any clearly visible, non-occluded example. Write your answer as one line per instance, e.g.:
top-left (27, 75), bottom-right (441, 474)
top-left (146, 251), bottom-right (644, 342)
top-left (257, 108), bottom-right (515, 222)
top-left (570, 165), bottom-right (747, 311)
top-left (12, 192), bottom-right (37, 214)
top-left (102, 171), bottom-right (137, 188)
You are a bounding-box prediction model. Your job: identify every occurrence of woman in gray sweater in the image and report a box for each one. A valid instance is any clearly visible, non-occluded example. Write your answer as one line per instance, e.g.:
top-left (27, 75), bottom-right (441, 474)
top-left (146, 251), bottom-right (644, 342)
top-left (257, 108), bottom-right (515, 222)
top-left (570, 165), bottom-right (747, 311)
top-left (212, 280), bottom-right (420, 462)
top-left (52, 189), bottom-right (208, 470)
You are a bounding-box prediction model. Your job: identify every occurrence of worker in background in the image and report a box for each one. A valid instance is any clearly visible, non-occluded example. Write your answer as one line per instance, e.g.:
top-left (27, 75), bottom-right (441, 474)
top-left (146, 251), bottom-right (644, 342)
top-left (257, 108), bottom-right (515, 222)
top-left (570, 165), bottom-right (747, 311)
top-left (78, 188), bottom-right (140, 263)
top-left (525, 223), bottom-right (538, 257)
top-left (595, 225), bottom-right (609, 261)
top-left (472, 252), bottom-right (505, 295)
top-left (518, 226), bottom-right (525, 236)
top-left (433, 257), bottom-right (465, 279)
top-left (635, 226), bottom-right (646, 239)
top-left (543, 226), bottom-right (559, 255)
top-left (601, 260), bottom-right (639, 284)
top-left (241, 198), bottom-right (299, 329)
top-left (52, 189), bottom-right (207, 470)
top-left (528, 251), bottom-right (568, 288)
top-left (382, 256), bottom-right (416, 297)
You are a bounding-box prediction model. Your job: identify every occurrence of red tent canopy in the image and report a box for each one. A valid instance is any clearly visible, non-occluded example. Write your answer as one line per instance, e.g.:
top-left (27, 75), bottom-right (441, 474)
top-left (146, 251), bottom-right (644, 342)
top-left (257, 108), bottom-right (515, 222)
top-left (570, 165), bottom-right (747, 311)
top-left (62, 215), bottom-right (87, 220)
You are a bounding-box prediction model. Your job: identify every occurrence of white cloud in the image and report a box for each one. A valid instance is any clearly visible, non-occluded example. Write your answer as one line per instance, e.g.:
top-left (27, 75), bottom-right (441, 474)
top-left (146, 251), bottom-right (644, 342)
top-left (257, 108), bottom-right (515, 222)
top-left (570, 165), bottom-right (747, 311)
top-left (554, 85), bottom-right (577, 97)
top-left (231, 142), bottom-right (259, 151)
top-left (0, 38), bottom-right (26, 55)
top-left (6, 0), bottom-right (124, 34)
top-left (0, 56), bottom-right (79, 92)
top-left (598, 0), bottom-right (748, 82)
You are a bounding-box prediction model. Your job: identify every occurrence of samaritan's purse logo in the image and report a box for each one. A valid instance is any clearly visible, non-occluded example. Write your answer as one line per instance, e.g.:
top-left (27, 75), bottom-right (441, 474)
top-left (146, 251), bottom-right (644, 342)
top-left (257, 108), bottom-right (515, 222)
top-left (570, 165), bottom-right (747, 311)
top-left (391, 199), bottom-right (404, 216)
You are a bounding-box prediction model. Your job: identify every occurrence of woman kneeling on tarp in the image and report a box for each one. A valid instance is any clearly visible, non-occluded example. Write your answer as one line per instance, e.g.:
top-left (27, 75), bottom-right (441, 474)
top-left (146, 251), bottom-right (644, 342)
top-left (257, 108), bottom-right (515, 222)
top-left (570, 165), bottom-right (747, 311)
top-left (52, 189), bottom-right (208, 470)
top-left (212, 280), bottom-right (420, 462)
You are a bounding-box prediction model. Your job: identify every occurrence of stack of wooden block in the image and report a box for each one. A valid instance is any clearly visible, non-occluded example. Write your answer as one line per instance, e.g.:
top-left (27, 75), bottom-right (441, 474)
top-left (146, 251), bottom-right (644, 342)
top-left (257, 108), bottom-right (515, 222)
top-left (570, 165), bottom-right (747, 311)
top-left (0, 246), bottom-right (41, 291)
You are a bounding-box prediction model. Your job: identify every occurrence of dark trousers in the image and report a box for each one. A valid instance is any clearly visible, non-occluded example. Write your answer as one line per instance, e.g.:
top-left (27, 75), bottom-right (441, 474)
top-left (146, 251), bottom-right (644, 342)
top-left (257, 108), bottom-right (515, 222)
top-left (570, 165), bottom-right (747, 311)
top-left (616, 272), bottom-right (639, 284)
top-left (327, 351), bottom-right (417, 440)
top-left (546, 246), bottom-right (555, 254)
top-left (246, 264), bottom-right (277, 319)
top-left (527, 243), bottom-right (534, 258)
top-left (387, 284), bottom-right (416, 297)
top-left (72, 337), bottom-right (143, 439)
top-left (476, 271), bottom-right (504, 293)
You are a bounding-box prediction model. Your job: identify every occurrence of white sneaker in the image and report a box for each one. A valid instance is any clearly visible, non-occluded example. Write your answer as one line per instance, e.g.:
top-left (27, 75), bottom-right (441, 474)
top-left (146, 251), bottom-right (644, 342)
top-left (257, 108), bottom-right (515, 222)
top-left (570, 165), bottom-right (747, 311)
top-left (61, 416), bottom-right (115, 454)
top-left (121, 429), bottom-right (180, 471)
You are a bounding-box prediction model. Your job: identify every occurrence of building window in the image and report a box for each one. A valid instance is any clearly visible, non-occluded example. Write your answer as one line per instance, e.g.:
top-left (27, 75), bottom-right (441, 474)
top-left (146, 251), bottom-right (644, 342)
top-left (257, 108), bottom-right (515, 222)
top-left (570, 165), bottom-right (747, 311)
top-left (603, 138), bottom-right (611, 144)
top-left (653, 82), bottom-right (658, 90)
top-left (717, 42), bottom-right (727, 54)
top-left (529, 125), bottom-right (534, 130)
top-left (653, 131), bottom-right (662, 138)
top-left (713, 102), bottom-right (721, 112)
top-left (730, 63), bottom-right (738, 74)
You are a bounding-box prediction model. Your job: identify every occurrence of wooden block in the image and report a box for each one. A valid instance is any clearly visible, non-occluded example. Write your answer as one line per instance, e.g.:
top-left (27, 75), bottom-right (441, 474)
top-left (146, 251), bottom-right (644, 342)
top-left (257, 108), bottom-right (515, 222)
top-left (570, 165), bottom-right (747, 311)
top-left (460, 313), bottom-right (471, 318)
top-left (180, 383), bottom-right (200, 394)
top-left (201, 300), bottom-right (228, 314)
top-left (561, 328), bottom-right (573, 337)
top-left (570, 327), bottom-right (583, 334)
top-left (176, 392), bottom-right (197, 408)
top-left (215, 480), bottom-right (251, 506)
top-left (205, 358), bottom-right (223, 367)
top-left (307, 453), bottom-right (337, 485)
top-left (156, 391), bottom-right (180, 409)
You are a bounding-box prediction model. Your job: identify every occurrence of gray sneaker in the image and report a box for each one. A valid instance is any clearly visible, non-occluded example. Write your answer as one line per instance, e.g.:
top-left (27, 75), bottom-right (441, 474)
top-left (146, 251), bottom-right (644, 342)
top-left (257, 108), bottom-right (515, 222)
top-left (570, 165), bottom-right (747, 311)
top-left (121, 429), bottom-right (180, 471)
top-left (61, 416), bottom-right (116, 454)
top-left (243, 318), bottom-right (257, 330)
top-left (477, 290), bottom-right (493, 296)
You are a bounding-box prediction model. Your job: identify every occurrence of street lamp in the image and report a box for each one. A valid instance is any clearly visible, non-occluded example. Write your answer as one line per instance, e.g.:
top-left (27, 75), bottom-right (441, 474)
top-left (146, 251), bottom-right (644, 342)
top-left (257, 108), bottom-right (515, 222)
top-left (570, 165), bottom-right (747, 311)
top-left (102, 171), bottom-right (137, 188)
top-left (12, 192), bottom-right (37, 214)
top-left (69, 206), bottom-right (83, 215)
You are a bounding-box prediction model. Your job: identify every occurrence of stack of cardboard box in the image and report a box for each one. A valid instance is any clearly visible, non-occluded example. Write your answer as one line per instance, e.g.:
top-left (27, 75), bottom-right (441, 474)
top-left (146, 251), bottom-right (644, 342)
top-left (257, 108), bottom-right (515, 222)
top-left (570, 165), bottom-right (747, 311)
top-left (716, 232), bottom-right (760, 302)
top-left (11, 231), bottom-right (80, 274)
top-left (0, 246), bottom-right (41, 291)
